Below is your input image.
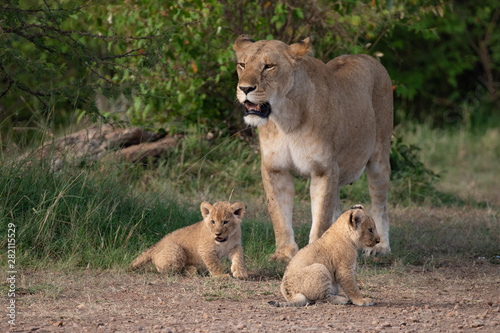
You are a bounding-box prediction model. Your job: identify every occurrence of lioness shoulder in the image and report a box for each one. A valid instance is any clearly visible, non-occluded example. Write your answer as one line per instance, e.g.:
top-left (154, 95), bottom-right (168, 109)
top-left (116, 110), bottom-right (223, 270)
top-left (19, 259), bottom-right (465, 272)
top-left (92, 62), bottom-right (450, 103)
top-left (130, 201), bottom-right (247, 279)
top-left (269, 205), bottom-right (380, 307)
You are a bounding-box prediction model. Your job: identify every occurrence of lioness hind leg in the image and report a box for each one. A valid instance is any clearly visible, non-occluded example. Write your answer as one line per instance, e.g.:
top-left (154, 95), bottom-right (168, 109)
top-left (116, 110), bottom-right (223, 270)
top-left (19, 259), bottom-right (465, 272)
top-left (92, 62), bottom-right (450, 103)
top-left (365, 155), bottom-right (391, 255)
top-left (151, 242), bottom-right (187, 274)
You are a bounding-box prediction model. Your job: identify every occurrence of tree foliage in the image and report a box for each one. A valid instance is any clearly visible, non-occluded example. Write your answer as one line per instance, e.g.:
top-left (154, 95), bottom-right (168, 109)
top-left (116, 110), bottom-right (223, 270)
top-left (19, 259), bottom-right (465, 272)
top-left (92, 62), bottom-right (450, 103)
top-left (1, 0), bottom-right (498, 133)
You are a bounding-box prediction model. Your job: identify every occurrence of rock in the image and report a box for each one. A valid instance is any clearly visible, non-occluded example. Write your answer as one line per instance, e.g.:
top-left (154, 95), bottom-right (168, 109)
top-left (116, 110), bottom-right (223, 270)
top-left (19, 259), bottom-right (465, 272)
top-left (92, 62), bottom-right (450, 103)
top-left (470, 320), bottom-right (484, 328)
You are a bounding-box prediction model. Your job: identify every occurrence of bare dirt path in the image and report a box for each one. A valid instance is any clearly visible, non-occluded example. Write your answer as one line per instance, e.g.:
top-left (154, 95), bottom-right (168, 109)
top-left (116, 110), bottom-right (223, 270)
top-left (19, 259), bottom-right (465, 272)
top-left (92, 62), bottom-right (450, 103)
top-left (3, 263), bottom-right (499, 332)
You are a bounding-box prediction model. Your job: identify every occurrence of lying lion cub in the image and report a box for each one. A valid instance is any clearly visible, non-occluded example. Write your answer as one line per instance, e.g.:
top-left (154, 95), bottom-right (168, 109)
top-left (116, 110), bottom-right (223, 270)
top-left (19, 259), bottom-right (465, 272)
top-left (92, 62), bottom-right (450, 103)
top-left (130, 201), bottom-right (248, 279)
top-left (269, 205), bottom-right (380, 307)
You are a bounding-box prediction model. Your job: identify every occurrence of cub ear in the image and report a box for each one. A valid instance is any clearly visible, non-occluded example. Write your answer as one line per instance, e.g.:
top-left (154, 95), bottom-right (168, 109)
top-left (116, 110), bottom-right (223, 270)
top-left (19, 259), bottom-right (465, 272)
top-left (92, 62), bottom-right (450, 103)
top-left (350, 209), bottom-right (365, 229)
top-left (200, 202), bottom-right (213, 219)
top-left (233, 34), bottom-right (255, 52)
top-left (231, 202), bottom-right (246, 220)
top-left (351, 204), bottom-right (364, 210)
top-left (289, 37), bottom-right (312, 59)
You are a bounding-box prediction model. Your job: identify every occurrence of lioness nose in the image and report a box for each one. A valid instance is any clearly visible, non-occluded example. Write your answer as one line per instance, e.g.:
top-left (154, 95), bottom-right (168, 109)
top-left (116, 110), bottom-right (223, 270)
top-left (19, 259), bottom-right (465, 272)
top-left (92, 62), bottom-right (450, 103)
top-left (376, 238), bottom-right (380, 244)
top-left (239, 85), bottom-right (256, 94)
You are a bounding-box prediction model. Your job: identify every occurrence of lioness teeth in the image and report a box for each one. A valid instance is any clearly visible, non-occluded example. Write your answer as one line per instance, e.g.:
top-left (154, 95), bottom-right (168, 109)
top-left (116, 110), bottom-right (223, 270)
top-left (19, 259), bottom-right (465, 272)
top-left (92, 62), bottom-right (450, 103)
top-left (245, 102), bottom-right (260, 111)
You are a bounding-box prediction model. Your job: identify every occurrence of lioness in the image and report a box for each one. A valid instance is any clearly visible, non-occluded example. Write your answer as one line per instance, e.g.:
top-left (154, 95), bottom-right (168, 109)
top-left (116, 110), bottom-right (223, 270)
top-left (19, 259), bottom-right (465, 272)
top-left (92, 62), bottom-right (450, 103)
top-left (130, 201), bottom-right (248, 279)
top-left (269, 205), bottom-right (380, 307)
top-left (233, 35), bottom-right (393, 260)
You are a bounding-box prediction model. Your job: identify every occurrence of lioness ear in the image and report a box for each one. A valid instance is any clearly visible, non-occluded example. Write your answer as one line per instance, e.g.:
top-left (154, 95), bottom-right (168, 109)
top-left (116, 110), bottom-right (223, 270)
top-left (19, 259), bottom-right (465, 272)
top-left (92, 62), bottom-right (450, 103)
top-left (231, 202), bottom-right (246, 220)
top-left (289, 37), bottom-right (312, 59)
top-left (350, 209), bottom-right (365, 229)
top-left (200, 202), bottom-right (213, 219)
top-left (233, 34), bottom-right (255, 52)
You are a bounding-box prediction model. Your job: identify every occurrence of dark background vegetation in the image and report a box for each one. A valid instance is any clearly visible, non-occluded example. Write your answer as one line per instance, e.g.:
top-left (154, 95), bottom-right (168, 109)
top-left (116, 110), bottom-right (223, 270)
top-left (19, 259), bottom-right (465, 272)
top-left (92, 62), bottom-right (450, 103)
top-left (1, 0), bottom-right (499, 137)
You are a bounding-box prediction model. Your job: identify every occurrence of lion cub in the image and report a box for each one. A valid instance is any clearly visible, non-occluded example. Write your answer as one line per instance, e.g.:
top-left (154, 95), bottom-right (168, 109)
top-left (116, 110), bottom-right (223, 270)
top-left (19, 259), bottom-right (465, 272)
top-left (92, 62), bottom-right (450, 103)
top-left (269, 205), bottom-right (380, 307)
top-left (130, 201), bottom-right (248, 279)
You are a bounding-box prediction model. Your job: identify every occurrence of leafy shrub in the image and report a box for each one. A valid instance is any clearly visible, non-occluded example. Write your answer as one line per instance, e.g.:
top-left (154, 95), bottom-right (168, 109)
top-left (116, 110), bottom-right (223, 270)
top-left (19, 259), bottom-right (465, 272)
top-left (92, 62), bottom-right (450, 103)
top-left (390, 134), bottom-right (440, 204)
top-left (4, 0), bottom-right (497, 134)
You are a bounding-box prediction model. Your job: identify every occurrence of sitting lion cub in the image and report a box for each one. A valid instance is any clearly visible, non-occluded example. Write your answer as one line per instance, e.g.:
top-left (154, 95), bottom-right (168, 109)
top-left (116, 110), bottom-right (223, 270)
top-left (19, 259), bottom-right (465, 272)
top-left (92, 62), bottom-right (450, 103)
top-left (269, 205), bottom-right (380, 307)
top-left (130, 201), bottom-right (248, 279)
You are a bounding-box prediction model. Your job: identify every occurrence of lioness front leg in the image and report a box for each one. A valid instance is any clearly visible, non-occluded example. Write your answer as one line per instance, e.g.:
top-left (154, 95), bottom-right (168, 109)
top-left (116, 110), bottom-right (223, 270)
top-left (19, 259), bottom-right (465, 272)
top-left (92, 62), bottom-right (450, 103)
top-left (309, 170), bottom-right (341, 243)
top-left (229, 245), bottom-right (248, 279)
top-left (261, 166), bottom-right (298, 261)
top-left (337, 269), bottom-right (374, 306)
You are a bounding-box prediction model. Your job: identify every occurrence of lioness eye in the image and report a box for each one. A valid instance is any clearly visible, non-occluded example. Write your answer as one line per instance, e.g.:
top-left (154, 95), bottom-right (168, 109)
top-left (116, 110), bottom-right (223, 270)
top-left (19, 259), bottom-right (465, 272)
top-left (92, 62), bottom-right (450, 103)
top-left (264, 64), bottom-right (275, 70)
top-left (238, 63), bottom-right (245, 69)
top-left (368, 228), bottom-right (373, 234)
top-left (223, 220), bottom-right (228, 225)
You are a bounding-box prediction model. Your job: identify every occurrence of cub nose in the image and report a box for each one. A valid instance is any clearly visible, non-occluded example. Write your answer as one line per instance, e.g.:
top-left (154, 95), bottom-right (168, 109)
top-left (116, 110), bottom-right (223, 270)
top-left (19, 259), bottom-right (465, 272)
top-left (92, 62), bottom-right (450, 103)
top-left (215, 232), bottom-right (222, 236)
top-left (376, 238), bottom-right (380, 244)
top-left (239, 85), bottom-right (256, 94)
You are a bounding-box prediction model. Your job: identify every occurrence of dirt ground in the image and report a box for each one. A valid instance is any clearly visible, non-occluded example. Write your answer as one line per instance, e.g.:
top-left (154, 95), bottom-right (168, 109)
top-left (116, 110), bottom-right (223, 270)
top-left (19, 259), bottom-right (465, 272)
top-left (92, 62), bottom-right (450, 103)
top-left (3, 262), bottom-right (499, 333)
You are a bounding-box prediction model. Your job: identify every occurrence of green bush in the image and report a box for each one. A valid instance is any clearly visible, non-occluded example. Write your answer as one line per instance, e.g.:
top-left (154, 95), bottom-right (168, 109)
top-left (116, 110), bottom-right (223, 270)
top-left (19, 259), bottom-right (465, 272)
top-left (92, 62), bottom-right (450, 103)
top-left (3, 0), bottom-right (498, 134)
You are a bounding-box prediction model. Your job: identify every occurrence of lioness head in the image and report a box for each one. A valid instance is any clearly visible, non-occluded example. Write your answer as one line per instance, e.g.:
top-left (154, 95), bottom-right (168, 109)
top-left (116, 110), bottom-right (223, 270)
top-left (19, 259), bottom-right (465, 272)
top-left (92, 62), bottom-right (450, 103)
top-left (233, 34), bottom-right (312, 127)
top-left (348, 204), bottom-right (380, 249)
top-left (200, 201), bottom-right (245, 243)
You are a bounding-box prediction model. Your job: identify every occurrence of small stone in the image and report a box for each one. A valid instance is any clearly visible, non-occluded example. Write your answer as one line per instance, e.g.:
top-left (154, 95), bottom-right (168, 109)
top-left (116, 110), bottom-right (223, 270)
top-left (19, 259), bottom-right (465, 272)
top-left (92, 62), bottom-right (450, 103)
top-left (53, 321), bottom-right (63, 327)
top-left (470, 320), bottom-right (484, 328)
top-left (236, 324), bottom-right (246, 330)
top-left (381, 322), bottom-right (391, 327)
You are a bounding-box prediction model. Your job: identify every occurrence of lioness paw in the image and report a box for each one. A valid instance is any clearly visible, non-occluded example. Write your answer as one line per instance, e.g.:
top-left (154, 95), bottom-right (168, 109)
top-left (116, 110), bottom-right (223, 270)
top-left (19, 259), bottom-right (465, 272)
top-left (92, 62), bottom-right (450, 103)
top-left (364, 241), bottom-right (390, 256)
top-left (352, 297), bottom-right (374, 306)
top-left (269, 244), bottom-right (298, 262)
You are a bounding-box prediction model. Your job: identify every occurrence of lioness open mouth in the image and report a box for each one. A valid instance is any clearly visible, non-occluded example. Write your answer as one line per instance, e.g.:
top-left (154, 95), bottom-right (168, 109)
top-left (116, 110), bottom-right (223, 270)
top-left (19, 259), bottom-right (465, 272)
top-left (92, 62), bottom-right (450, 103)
top-left (243, 101), bottom-right (271, 118)
top-left (215, 236), bottom-right (228, 243)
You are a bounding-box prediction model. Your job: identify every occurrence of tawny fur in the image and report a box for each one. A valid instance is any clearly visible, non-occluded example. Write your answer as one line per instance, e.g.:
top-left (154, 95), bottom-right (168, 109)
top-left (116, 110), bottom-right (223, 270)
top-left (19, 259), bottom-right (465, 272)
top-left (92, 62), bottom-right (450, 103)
top-left (269, 205), bottom-right (380, 307)
top-left (233, 35), bottom-right (393, 260)
top-left (130, 201), bottom-right (248, 279)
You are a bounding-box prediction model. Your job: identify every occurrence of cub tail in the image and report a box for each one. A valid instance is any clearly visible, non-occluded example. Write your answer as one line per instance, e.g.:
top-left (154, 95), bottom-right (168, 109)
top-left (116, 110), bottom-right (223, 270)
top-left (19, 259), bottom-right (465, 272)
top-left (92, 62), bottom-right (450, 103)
top-left (129, 247), bottom-right (154, 271)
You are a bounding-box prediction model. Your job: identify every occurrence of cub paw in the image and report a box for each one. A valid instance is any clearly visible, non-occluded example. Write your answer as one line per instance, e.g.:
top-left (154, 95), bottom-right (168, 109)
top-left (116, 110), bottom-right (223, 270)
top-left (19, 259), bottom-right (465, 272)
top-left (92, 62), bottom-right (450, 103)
top-left (269, 244), bottom-right (298, 262)
top-left (325, 295), bottom-right (349, 305)
top-left (232, 269), bottom-right (248, 280)
top-left (352, 297), bottom-right (374, 306)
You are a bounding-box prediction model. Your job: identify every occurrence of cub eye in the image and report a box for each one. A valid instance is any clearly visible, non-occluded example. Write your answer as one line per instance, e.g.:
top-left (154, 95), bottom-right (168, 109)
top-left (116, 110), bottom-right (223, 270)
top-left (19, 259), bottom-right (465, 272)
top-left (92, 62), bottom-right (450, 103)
top-left (264, 64), bottom-right (275, 70)
top-left (223, 220), bottom-right (229, 225)
top-left (368, 228), bottom-right (374, 234)
top-left (238, 63), bottom-right (245, 70)
top-left (211, 220), bottom-right (215, 224)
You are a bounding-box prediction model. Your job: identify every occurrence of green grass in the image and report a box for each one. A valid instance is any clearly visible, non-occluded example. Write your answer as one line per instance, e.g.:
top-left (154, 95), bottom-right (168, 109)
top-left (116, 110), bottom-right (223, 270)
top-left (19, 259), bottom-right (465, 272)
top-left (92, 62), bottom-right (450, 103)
top-left (0, 122), bottom-right (499, 276)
